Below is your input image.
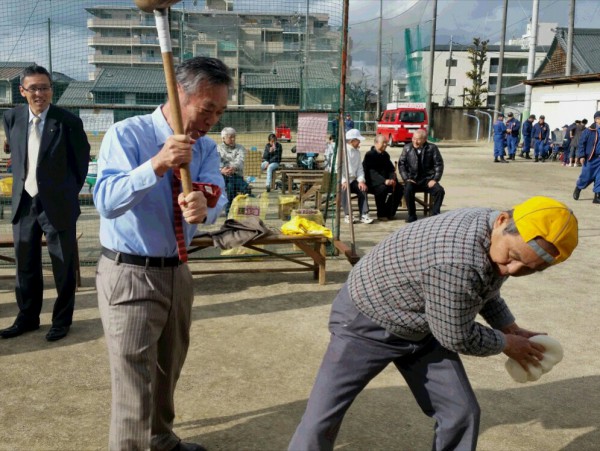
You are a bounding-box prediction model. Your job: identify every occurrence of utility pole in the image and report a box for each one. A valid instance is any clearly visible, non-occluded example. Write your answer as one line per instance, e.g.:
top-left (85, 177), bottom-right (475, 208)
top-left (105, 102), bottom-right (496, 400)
top-left (376, 0), bottom-right (383, 118)
top-left (566, 0), bottom-right (575, 76)
top-left (494, 0), bottom-right (508, 115)
top-left (47, 18), bottom-right (52, 75)
top-left (388, 38), bottom-right (394, 103)
top-left (524, 0), bottom-right (539, 117)
top-left (426, 0), bottom-right (438, 136)
top-left (444, 36), bottom-right (453, 107)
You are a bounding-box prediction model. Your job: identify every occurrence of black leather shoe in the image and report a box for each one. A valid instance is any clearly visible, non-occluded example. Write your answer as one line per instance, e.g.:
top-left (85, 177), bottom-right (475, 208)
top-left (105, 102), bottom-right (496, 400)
top-left (46, 325), bottom-right (70, 342)
top-left (525, 155), bottom-right (532, 159)
top-left (171, 442), bottom-right (207, 451)
top-left (593, 194), bottom-right (600, 204)
top-left (0, 323), bottom-right (40, 339)
top-left (573, 187), bottom-right (581, 201)
top-left (406, 216), bottom-right (417, 223)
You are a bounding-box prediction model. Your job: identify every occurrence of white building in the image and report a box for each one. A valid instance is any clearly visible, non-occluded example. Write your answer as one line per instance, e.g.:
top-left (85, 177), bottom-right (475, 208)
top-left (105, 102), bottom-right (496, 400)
top-left (526, 27), bottom-right (600, 127)
top-left (417, 43), bottom-right (546, 107)
top-left (508, 22), bottom-right (558, 48)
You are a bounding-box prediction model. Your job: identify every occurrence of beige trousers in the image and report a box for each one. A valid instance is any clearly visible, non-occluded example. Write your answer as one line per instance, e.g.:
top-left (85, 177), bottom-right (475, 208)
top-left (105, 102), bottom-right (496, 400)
top-left (97, 255), bottom-right (194, 451)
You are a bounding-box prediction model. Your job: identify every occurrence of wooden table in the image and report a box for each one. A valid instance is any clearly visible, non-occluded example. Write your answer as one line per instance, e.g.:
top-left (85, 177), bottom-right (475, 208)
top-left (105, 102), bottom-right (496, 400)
top-left (0, 232), bottom-right (83, 288)
top-left (188, 234), bottom-right (328, 285)
top-left (279, 169), bottom-right (324, 193)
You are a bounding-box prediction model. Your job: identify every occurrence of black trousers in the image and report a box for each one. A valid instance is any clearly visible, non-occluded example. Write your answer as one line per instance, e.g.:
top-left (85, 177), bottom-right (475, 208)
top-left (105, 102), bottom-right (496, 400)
top-left (371, 183), bottom-right (403, 219)
top-left (12, 193), bottom-right (77, 328)
top-left (404, 180), bottom-right (445, 220)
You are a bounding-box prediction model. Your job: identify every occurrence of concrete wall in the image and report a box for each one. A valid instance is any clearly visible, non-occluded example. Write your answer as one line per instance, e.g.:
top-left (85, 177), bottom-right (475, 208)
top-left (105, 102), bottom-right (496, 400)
top-left (431, 107), bottom-right (494, 141)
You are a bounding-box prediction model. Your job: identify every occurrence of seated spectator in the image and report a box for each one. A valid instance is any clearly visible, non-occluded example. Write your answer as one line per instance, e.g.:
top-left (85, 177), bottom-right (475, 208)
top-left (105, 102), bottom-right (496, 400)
top-left (261, 133), bottom-right (282, 192)
top-left (342, 129), bottom-right (373, 224)
top-left (398, 129), bottom-right (445, 223)
top-left (362, 135), bottom-right (403, 221)
top-left (217, 127), bottom-right (251, 214)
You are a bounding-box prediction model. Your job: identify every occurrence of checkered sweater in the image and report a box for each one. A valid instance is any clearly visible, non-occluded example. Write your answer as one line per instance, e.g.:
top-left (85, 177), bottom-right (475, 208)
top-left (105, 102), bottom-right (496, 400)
top-left (348, 208), bottom-right (514, 356)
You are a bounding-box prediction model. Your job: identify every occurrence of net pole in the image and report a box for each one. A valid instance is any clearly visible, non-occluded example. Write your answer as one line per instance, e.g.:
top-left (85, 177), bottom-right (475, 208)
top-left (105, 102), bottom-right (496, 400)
top-left (335, 0), bottom-right (356, 256)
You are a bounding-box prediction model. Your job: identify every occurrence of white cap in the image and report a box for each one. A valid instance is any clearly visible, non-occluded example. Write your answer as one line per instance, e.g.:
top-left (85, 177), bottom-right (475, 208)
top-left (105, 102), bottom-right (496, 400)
top-left (346, 128), bottom-right (365, 141)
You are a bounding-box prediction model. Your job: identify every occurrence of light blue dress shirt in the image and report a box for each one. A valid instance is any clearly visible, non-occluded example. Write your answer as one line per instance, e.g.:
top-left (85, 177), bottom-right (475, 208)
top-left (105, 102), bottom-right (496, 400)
top-left (94, 106), bottom-right (227, 257)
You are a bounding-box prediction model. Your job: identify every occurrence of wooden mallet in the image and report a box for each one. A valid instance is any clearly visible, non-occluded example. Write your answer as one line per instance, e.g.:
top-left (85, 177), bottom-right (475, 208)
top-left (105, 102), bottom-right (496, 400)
top-left (134, 0), bottom-right (193, 195)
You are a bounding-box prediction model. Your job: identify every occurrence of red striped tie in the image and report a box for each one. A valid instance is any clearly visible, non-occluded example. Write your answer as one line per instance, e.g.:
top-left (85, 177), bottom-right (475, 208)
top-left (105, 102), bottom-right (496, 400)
top-left (172, 168), bottom-right (188, 263)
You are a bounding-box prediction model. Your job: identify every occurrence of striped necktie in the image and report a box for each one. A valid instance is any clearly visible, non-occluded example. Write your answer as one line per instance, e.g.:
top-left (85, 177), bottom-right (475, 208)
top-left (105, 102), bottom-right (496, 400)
top-left (25, 116), bottom-right (41, 197)
top-left (172, 168), bottom-right (188, 263)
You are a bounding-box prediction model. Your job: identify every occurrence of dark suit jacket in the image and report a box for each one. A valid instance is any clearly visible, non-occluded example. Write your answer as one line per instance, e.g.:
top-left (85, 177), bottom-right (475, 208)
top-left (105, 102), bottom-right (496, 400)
top-left (3, 104), bottom-right (90, 231)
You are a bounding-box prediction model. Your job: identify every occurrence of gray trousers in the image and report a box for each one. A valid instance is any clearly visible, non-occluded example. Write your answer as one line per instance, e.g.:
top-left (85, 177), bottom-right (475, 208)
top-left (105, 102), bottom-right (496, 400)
top-left (97, 255), bottom-right (194, 451)
top-left (288, 284), bottom-right (480, 451)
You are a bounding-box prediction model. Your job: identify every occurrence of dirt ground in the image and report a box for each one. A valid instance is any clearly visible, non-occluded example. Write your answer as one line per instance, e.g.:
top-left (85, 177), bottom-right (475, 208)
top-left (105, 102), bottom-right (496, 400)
top-left (1, 140), bottom-right (599, 451)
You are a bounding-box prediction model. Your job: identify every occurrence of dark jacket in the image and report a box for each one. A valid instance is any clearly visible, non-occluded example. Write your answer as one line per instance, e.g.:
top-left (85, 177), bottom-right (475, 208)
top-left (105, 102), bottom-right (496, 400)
top-left (3, 104), bottom-right (90, 230)
top-left (398, 141), bottom-right (444, 183)
top-left (577, 124), bottom-right (599, 160)
top-left (506, 118), bottom-right (520, 137)
top-left (362, 147), bottom-right (396, 193)
top-left (522, 119), bottom-right (534, 138)
top-left (532, 122), bottom-right (550, 141)
top-left (262, 142), bottom-right (282, 164)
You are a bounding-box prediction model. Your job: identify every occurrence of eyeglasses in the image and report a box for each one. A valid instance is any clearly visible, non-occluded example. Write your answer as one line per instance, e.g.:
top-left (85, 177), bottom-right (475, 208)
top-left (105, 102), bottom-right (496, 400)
top-left (21, 85), bottom-right (52, 94)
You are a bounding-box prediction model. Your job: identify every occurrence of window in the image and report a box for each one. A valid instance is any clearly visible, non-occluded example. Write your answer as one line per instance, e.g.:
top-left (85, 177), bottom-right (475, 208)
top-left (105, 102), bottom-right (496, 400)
top-left (444, 79), bottom-right (456, 86)
top-left (400, 111), bottom-right (425, 123)
top-left (445, 58), bottom-right (457, 67)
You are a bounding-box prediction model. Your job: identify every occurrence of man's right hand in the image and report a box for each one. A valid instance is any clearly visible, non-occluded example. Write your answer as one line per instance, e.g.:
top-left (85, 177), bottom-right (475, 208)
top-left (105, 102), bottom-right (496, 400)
top-left (503, 333), bottom-right (546, 370)
top-left (151, 134), bottom-right (195, 177)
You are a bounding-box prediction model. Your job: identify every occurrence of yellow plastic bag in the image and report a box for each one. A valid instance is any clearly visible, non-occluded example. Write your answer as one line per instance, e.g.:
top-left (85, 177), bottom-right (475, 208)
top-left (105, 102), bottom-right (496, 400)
top-left (0, 177), bottom-right (13, 195)
top-left (278, 194), bottom-right (300, 221)
top-left (227, 192), bottom-right (269, 221)
top-left (281, 216), bottom-right (332, 239)
top-left (291, 208), bottom-right (324, 226)
top-left (222, 192), bottom-right (270, 255)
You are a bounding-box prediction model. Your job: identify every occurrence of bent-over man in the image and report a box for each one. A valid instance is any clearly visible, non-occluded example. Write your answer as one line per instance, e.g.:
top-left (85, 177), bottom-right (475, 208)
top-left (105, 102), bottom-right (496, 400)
top-left (289, 196), bottom-right (578, 451)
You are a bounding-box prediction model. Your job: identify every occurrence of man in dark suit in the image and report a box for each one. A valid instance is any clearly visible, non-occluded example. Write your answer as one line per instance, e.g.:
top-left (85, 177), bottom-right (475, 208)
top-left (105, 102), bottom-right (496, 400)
top-left (1, 65), bottom-right (90, 341)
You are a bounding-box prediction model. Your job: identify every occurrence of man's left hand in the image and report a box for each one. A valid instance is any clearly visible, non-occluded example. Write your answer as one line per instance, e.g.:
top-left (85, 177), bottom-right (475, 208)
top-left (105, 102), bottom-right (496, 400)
top-left (178, 191), bottom-right (207, 224)
top-left (427, 180), bottom-right (437, 189)
top-left (358, 181), bottom-right (368, 192)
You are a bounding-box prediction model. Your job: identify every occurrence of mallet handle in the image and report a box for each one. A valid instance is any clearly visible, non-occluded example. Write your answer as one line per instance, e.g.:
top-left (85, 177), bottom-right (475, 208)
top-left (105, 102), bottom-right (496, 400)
top-left (155, 8), bottom-right (193, 196)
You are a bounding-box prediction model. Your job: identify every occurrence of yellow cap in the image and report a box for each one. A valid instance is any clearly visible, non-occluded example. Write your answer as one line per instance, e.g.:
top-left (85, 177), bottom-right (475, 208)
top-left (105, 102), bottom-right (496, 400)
top-left (512, 196), bottom-right (578, 264)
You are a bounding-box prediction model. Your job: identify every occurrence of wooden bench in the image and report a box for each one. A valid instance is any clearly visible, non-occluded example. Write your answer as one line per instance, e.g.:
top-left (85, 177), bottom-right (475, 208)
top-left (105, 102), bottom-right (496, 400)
top-left (188, 234), bottom-right (328, 285)
top-left (0, 232), bottom-right (83, 288)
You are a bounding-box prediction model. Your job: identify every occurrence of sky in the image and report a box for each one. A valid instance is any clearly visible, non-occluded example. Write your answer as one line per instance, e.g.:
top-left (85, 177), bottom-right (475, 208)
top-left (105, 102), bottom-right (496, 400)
top-left (348, 0), bottom-right (600, 85)
top-left (0, 0), bottom-right (598, 81)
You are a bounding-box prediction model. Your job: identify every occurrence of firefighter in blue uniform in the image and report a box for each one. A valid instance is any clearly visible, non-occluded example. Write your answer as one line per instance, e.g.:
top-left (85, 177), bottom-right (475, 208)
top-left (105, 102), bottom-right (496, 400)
top-left (505, 112), bottom-right (520, 160)
top-left (520, 114), bottom-right (535, 159)
top-left (573, 111), bottom-right (600, 204)
top-left (532, 115), bottom-right (550, 162)
top-left (493, 112), bottom-right (508, 163)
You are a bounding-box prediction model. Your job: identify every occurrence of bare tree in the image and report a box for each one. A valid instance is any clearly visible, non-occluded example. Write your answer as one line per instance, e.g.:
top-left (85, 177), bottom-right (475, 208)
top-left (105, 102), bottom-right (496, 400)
top-left (464, 37), bottom-right (489, 107)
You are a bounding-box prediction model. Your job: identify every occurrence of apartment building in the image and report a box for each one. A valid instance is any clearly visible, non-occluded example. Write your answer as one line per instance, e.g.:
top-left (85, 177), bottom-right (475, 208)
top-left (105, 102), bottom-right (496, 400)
top-left (85, 3), bottom-right (340, 106)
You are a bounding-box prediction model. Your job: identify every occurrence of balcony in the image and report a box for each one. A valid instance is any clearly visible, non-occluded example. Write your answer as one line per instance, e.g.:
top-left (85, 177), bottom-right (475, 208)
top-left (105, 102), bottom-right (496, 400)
top-left (87, 17), bottom-right (179, 30)
top-left (88, 54), bottom-right (165, 65)
top-left (88, 36), bottom-right (176, 47)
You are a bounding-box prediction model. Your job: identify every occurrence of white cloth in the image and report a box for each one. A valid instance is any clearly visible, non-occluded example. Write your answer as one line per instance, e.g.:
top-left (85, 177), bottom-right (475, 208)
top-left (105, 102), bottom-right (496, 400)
top-left (25, 116), bottom-right (41, 197)
top-left (341, 144), bottom-right (365, 184)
